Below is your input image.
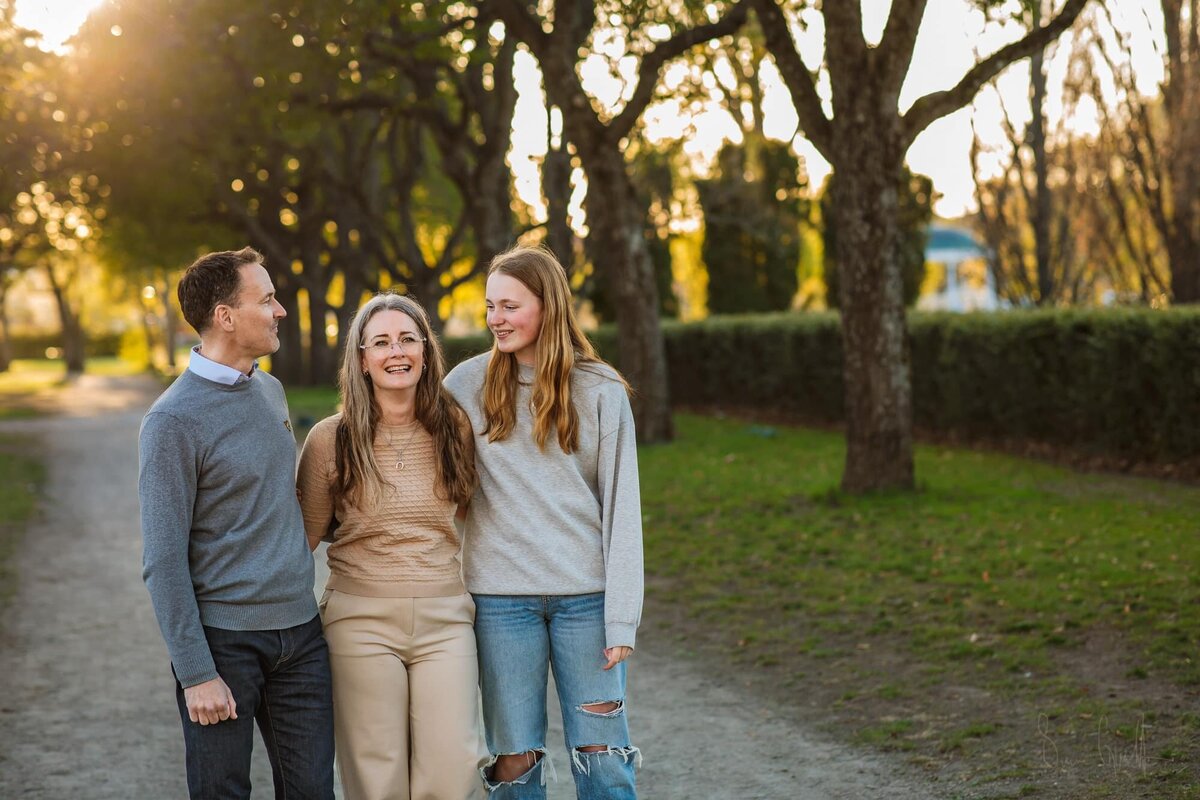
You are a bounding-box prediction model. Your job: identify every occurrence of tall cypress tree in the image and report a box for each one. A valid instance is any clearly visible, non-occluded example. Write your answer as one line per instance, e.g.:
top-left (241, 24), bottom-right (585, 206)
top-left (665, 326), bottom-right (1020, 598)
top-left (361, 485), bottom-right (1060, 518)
top-left (698, 141), bottom-right (804, 314)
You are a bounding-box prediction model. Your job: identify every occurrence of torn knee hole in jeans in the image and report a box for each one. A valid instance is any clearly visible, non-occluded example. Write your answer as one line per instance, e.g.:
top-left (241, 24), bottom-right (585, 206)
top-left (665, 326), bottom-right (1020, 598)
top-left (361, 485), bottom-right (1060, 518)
top-left (570, 744), bottom-right (643, 774)
top-left (578, 699), bottom-right (624, 717)
top-left (480, 748), bottom-right (556, 789)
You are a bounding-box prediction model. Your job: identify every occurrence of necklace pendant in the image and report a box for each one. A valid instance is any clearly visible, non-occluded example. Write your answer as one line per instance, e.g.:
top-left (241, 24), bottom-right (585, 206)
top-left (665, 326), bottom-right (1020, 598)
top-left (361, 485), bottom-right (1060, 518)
top-left (395, 460), bottom-right (404, 471)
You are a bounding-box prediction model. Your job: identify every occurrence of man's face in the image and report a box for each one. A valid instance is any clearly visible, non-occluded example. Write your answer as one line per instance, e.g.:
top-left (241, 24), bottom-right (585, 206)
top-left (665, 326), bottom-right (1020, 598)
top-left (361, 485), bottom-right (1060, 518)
top-left (226, 263), bottom-right (286, 358)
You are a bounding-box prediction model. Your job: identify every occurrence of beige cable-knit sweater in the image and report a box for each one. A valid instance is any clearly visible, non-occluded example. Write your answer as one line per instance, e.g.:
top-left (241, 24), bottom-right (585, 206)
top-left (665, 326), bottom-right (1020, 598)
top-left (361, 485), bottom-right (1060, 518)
top-left (296, 414), bottom-right (465, 598)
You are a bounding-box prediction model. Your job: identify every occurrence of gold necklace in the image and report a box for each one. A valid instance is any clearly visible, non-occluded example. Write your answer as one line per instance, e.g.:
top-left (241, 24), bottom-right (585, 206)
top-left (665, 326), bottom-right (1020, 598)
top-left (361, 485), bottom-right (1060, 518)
top-left (383, 422), bottom-right (419, 470)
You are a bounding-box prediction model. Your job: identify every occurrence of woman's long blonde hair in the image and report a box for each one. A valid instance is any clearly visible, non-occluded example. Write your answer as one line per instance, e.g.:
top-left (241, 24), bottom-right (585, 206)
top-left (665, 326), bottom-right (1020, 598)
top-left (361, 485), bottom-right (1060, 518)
top-left (333, 292), bottom-right (475, 510)
top-left (483, 245), bottom-right (626, 453)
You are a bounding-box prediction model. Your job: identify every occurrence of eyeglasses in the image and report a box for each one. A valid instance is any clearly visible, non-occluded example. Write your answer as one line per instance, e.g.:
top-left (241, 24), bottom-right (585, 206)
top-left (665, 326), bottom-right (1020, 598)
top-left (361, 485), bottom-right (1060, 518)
top-left (359, 335), bottom-right (425, 355)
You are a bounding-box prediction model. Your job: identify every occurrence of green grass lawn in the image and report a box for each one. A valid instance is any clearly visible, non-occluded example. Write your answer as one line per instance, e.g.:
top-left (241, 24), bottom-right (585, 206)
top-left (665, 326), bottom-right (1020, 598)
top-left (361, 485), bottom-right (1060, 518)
top-left (0, 436), bottom-right (45, 606)
top-left (286, 386), bottom-right (341, 439)
top-left (641, 414), bottom-right (1200, 797)
top-left (644, 414), bottom-right (1200, 684)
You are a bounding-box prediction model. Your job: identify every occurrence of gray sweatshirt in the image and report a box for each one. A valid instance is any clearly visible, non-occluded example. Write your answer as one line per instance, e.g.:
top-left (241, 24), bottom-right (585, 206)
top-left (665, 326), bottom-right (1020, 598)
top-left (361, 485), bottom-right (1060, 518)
top-left (445, 353), bottom-right (644, 649)
top-left (139, 369), bottom-right (317, 687)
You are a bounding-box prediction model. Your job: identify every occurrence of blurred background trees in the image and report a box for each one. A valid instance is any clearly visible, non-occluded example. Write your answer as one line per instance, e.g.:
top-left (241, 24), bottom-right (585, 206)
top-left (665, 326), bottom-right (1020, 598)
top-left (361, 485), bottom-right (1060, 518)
top-left (2, 0), bottom-right (1195, 483)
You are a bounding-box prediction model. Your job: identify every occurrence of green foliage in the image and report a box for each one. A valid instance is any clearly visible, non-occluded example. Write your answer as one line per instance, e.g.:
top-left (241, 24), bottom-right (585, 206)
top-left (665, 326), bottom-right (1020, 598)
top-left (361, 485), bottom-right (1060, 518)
top-left (697, 141), bottom-right (804, 313)
top-left (442, 333), bottom-right (491, 368)
top-left (822, 168), bottom-right (933, 308)
top-left (70, 0), bottom-right (514, 384)
top-left (570, 308), bottom-right (1200, 465)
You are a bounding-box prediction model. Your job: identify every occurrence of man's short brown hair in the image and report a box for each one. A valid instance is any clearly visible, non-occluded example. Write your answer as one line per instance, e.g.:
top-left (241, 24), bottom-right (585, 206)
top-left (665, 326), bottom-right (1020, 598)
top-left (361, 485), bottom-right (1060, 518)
top-left (177, 247), bottom-right (264, 334)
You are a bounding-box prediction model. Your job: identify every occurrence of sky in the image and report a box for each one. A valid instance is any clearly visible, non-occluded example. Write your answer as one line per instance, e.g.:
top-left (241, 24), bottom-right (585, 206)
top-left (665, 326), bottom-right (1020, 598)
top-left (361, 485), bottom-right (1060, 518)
top-left (15, 0), bottom-right (1166, 219)
top-left (13, 0), bottom-right (105, 52)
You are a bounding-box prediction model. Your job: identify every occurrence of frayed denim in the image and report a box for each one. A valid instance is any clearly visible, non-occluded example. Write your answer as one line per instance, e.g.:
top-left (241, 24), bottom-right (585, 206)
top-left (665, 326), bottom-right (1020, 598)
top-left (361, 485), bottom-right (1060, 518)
top-left (474, 593), bottom-right (639, 799)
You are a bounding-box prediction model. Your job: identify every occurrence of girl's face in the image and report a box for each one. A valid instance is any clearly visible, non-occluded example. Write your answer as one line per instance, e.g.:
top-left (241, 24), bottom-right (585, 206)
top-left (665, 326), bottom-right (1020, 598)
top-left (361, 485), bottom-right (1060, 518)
top-left (486, 272), bottom-right (543, 366)
top-left (359, 309), bottom-right (425, 395)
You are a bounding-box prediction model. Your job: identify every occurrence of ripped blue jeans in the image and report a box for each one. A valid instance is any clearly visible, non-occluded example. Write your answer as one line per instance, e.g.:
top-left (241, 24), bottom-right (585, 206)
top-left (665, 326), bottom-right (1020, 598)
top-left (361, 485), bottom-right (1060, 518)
top-left (473, 593), bottom-right (639, 799)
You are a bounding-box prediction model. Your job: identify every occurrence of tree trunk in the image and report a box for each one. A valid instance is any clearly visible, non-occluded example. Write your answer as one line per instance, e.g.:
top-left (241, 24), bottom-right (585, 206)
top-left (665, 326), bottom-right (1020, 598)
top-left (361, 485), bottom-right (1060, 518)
top-left (1166, 232), bottom-right (1200, 302)
top-left (62, 319), bottom-right (86, 375)
top-left (471, 121), bottom-right (519, 274)
top-left (1029, 18), bottom-right (1054, 304)
top-left (307, 287), bottom-right (336, 385)
top-left (544, 114), bottom-right (575, 275)
top-left (0, 283), bottom-right (11, 373)
top-left (1162, 0), bottom-right (1200, 302)
top-left (407, 268), bottom-right (447, 337)
top-left (273, 280), bottom-right (305, 384)
top-left (45, 264), bottom-right (86, 375)
top-left (336, 256), bottom-right (369, 360)
top-left (580, 147), bottom-right (673, 442)
top-left (831, 140), bottom-right (913, 492)
top-left (140, 309), bottom-right (157, 371)
top-left (161, 277), bottom-right (178, 372)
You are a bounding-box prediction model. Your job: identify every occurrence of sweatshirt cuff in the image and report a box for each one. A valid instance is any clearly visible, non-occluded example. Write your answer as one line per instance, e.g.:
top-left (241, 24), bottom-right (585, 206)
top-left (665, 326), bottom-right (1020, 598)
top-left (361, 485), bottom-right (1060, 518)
top-left (605, 622), bottom-right (638, 650)
top-left (173, 653), bottom-right (219, 689)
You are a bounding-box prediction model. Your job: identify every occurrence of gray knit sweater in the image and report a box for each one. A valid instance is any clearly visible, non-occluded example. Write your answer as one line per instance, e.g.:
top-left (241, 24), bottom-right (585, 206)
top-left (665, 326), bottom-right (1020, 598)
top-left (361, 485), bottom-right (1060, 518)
top-left (445, 353), bottom-right (644, 649)
top-left (139, 369), bottom-right (317, 687)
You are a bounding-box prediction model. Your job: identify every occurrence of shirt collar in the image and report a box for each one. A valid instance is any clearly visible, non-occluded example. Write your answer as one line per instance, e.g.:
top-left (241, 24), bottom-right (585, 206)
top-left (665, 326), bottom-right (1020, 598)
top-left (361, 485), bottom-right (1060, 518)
top-left (187, 345), bottom-right (257, 386)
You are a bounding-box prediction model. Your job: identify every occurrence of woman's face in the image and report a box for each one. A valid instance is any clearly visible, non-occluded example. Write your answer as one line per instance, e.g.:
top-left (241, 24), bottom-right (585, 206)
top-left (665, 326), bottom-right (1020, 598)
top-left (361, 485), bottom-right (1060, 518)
top-left (359, 309), bottom-right (425, 394)
top-left (486, 272), bottom-right (543, 366)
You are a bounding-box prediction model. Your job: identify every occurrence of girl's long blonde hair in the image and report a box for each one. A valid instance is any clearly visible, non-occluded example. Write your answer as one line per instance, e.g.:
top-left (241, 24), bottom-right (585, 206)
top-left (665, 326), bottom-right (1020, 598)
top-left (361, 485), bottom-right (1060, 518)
top-left (334, 292), bottom-right (475, 511)
top-left (482, 245), bottom-right (626, 453)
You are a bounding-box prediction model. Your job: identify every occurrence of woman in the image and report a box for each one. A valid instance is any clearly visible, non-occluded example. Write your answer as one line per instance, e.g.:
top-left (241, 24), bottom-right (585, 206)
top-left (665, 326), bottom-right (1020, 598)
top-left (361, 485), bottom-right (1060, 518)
top-left (445, 246), bottom-right (644, 799)
top-left (298, 293), bottom-right (485, 800)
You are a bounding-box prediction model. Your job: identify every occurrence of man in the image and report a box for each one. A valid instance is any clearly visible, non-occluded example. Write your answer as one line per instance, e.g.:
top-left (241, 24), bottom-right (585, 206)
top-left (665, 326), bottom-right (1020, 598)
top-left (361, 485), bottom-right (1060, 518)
top-left (139, 247), bottom-right (334, 799)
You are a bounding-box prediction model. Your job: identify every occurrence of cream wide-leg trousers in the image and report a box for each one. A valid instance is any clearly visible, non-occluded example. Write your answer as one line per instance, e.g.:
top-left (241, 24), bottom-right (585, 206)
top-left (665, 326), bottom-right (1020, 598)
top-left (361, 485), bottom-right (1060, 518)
top-left (319, 590), bottom-right (487, 800)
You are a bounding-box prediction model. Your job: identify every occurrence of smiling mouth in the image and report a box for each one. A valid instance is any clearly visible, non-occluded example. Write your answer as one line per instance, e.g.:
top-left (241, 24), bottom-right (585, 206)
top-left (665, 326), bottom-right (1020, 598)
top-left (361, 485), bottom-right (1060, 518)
top-left (384, 365), bottom-right (413, 374)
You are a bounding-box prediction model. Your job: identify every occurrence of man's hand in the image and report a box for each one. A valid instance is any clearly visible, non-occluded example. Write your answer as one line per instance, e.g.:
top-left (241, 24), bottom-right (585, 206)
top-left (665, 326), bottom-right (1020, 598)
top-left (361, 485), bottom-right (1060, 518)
top-left (184, 676), bottom-right (237, 726)
top-left (602, 646), bottom-right (632, 671)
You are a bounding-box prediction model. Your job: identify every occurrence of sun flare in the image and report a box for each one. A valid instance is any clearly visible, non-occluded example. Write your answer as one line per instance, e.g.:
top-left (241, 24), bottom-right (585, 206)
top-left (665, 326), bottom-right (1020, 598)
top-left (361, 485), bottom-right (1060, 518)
top-left (14, 0), bottom-right (107, 53)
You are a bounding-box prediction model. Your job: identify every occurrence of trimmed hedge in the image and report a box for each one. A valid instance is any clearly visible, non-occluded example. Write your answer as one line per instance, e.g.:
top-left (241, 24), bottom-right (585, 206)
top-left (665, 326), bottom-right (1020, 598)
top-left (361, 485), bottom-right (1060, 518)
top-left (445, 308), bottom-right (1200, 464)
top-left (909, 309), bottom-right (1200, 461)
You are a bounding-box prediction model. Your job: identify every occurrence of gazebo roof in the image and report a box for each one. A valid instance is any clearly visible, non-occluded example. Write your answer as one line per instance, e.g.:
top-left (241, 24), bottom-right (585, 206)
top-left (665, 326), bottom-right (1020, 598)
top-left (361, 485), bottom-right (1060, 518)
top-left (926, 224), bottom-right (986, 259)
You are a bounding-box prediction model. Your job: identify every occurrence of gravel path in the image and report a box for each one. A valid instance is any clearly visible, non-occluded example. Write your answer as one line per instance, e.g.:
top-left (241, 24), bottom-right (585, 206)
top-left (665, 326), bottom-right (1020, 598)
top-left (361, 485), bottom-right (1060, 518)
top-left (0, 374), bottom-right (946, 799)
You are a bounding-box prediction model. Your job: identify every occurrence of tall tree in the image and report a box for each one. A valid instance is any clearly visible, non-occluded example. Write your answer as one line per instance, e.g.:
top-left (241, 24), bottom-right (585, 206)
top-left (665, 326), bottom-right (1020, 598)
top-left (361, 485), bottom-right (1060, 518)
top-left (692, 18), bottom-right (806, 315)
top-left (0, 0), bottom-right (43, 370)
top-left (1084, 1), bottom-right (1200, 303)
top-left (967, 1), bottom-right (1093, 306)
top-left (1061, 15), bottom-right (1169, 302)
top-left (491, 0), bottom-right (750, 443)
top-left (700, 141), bottom-right (803, 313)
top-left (753, 0), bottom-right (1088, 491)
top-left (1, 8), bottom-right (101, 375)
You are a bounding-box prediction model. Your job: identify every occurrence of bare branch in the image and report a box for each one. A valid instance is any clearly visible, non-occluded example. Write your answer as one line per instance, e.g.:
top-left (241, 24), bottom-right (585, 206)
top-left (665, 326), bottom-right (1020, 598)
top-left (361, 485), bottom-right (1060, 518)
top-left (750, 0), bottom-right (832, 157)
top-left (878, 0), bottom-right (929, 95)
top-left (902, 0), bottom-right (1089, 145)
top-left (611, 2), bottom-right (750, 141)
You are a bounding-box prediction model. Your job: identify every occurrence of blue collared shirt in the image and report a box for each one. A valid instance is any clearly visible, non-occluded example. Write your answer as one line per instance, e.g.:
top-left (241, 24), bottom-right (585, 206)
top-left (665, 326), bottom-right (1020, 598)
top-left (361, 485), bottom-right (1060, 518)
top-left (187, 345), bottom-right (258, 386)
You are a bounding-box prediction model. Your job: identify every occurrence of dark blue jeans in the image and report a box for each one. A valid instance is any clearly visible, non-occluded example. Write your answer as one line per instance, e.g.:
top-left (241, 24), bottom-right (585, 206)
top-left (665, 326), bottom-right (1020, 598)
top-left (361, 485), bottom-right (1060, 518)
top-left (174, 614), bottom-right (334, 800)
